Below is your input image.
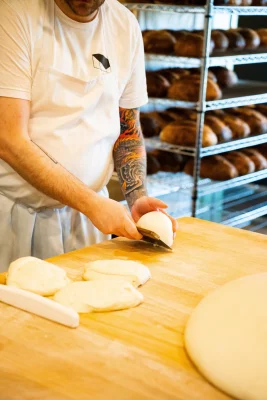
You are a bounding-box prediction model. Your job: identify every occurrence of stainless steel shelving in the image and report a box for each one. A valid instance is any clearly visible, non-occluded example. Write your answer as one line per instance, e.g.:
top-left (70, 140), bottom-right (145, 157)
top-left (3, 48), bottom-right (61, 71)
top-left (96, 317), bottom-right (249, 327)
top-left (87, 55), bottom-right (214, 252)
top-left (145, 133), bottom-right (267, 158)
top-left (124, 1), bottom-right (267, 227)
top-left (124, 3), bottom-right (205, 13)
top-left (145, 51), bottom-right (267, 68)
top-left (199, 169), bottom-right (267, 195)
top-left (125, 3), bottom-right (267, 15)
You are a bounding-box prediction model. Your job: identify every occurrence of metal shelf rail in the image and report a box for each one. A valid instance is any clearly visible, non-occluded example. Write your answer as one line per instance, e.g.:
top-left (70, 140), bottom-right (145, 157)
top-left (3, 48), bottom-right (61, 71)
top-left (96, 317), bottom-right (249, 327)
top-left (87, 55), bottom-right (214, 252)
top-left (145, 52), bottom-right (267, 68)
top-left (145, 133), bottom-right (267, 158)
top-left (125, 3), bottom-right (267, 15)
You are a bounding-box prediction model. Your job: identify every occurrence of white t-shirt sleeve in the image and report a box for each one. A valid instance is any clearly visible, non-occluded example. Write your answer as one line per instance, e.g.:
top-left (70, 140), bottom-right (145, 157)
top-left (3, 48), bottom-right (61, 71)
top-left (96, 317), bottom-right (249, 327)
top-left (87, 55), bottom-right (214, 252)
top-left (119, 19), bottom-right (148, 110)
top-left (0, 1), bottom-right (32, 100)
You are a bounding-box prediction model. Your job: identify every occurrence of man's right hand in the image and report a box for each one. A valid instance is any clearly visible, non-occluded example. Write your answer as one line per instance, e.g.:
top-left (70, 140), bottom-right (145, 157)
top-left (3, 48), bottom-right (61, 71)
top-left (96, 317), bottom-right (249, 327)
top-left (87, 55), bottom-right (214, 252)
top-left (87, 196), bottom-right (142, 241)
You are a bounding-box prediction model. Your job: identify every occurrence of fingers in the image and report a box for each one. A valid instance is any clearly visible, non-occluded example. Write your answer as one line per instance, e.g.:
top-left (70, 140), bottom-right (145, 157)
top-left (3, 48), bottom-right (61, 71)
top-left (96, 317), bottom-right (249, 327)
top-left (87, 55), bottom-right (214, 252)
top-left (159, 209), bottom-right (178, 233)
top-left (123, 216), bottom-right (143, 240)
top-left (148, 198), bottom-right (168, 209)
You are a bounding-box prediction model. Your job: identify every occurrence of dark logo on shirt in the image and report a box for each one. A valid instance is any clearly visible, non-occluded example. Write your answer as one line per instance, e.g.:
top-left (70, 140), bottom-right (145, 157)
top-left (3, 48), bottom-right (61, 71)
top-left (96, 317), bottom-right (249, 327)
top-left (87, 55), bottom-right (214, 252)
top-left (92, 54), bottom-right (111, 73)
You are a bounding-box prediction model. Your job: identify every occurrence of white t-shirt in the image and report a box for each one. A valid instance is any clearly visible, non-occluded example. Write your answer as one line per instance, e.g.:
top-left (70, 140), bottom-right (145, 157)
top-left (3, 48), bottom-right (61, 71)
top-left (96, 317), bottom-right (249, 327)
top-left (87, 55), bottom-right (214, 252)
top-left (0, 0), bottom-right (148, 108)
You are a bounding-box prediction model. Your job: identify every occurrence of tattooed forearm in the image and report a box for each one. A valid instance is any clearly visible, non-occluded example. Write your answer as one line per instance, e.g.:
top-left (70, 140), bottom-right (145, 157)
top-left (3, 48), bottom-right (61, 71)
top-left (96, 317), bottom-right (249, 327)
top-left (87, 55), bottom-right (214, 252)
top-left (113, 107), bottom-right (147, 209)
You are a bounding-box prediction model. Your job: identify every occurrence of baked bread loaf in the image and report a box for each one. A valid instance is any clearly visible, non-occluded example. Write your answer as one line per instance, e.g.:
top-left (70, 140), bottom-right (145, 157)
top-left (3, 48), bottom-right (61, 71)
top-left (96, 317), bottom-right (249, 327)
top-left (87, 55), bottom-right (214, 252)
top-left (256, 29), bottom-right (267, 48)
top-left (184, 155), bottom-right (239, 180)
top-left (255, 104), bottom-right (267, 117)
top-left (151, 150), bottom-right (185, 172)
top-left (234, 28), bottom-right (260, 50)
top-left (174, 33), bottom-right (214, 58)
top-left (140, 113), bottom-right (162, 138)
top-left (257, 144), bottom-right (267, 159)
top-left (253, 0), bottom-right (267, 5)
top-left (210, 67), bottom-right (238, 88)
top-left (160, 121), bottom-right (218, 147)
top-left (211, 30), bottom-right (229, 51)
top-left (141, 111), bottom-right (176, 138)
top-left (147, 152), bottom-right (161, 175)
top-left (223, 30), bottom-right (246, 50)
top-left (168, 76), bottom-right (222, 102)
top-left (143, 30), bottom-right (176, 55)
top-left (217, 113), bottom-right (251, 139)
top-left (241, 149), bottom-right (267, 171)
top-left (146, 72), bottom-right (170, 98)
top-left (204, 115), bottom-right (233, 143)
top-left (159, 68), bottom-right (189, 84)
top-left (224, 151), bottom-right (255, 176)
top-left (228, 107), bottom-right (267, 135)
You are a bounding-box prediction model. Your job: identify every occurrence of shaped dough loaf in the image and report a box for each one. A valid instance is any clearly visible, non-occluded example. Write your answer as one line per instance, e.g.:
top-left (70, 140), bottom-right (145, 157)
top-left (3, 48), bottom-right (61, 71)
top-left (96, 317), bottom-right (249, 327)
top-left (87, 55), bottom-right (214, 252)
top-left (54, 280), bottom-right (144, 313)
top-left (83, 260), bottom-right (151, 288)
top-left (7, 257), bottom-right (70, 296)
top-left (185, 273), bottom-right (267, 400)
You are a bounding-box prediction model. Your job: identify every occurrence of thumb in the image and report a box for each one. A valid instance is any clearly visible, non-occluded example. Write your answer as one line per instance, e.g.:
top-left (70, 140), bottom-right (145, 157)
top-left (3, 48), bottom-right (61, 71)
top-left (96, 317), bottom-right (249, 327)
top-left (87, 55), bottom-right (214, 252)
top-left (125, 216), bottom-right (143, 240)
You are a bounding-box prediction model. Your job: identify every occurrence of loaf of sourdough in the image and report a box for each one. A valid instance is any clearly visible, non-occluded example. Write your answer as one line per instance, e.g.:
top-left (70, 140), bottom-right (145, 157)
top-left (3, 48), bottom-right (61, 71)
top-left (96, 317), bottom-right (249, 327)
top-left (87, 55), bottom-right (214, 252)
top-left (143, 30), bottom-right (176, 55)
top-left (234, 28), bottom-right (260, 49)
top-left (210, 67), bottom-right (238, 88)
top-left (223, 30), bottom-right (246, 49)
top-left (257, 28), bottom-right (267, 47)
top-left (147, 152), bottom-right (161, 175)
top-left (215, 112), bottom-right (251, 139)
top-left (141, 111), bottom-right (175, 138)
top-left (184, 155), bottom-right (239, 180)
top-left (211, 30), bottom-right (229, 51)
top-left (224, 151), bottom-right (255, 176)
top-left (160, 121), bottom-right (218, 147)
top-left (241, 149), bottom-right (267, 171)
top-left (174, 33), bottom-right (214, 58)
top-left (146, 72), bottom-right (170, 98)
top-left (204, 115), bottom-right (233, 143)
top-left (168, 76), bottom-right (222, 102)
top-left (151, 150), bottom-right (185, 172)
top-left (228, 107), bottom-right (267, 135)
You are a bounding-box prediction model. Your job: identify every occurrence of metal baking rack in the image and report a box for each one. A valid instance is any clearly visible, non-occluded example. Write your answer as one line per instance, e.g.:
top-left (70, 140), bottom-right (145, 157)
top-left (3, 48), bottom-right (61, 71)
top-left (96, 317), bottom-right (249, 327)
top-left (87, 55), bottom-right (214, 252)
top-left (123, 1), bottom-right (267, 228)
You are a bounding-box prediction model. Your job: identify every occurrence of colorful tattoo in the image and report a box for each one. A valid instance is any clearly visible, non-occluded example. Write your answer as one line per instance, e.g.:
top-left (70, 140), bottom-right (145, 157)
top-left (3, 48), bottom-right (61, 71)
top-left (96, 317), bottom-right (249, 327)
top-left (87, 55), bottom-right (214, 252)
top-left (113, 108), bottom-right (147, 208)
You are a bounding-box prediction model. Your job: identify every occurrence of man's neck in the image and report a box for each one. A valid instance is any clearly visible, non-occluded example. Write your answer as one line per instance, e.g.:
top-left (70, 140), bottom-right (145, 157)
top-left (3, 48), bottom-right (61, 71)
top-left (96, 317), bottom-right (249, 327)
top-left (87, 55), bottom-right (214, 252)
top-left (55, 0), bottom-right (98, 23)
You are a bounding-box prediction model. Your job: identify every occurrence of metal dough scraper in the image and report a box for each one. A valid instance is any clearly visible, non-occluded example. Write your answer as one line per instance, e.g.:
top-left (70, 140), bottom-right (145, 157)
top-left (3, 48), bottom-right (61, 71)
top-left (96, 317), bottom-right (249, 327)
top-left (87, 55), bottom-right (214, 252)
top-left (137, 227), bottom-right (173, 251)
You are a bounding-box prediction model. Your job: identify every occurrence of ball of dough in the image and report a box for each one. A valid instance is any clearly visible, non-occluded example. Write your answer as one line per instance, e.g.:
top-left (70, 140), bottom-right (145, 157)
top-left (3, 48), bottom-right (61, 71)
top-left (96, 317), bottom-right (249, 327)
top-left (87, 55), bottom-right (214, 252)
top-left (7, 257), bottom-right (70, 296)
top-left (137, 211), bottom-right (174, 247)
top-left (54, 280), bottom-right (144, 313)
top-left (83, 260), bottom-right (151, 288)
top-left (185, 273), bottom-right (267, 400)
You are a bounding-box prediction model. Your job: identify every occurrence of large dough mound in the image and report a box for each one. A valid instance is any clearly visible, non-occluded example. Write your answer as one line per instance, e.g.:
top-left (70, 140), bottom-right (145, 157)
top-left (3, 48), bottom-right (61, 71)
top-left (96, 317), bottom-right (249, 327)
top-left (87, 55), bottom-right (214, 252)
top-left (137, 211), bottom-right (174, 247)
top-left (185, 273), bottom-right (267, 400)
top-left (7, 257), bottom-right (70, 296)
top-left (54, 280), bottom-right (144, 313)
top-left (83, 259), bottom-right (151, 288)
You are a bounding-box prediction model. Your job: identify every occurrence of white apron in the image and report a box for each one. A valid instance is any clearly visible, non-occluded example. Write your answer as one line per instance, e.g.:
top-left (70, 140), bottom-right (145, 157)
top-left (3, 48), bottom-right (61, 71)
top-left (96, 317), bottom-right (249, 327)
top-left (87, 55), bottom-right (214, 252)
top-left (0, 0), bottom-right (120, 272)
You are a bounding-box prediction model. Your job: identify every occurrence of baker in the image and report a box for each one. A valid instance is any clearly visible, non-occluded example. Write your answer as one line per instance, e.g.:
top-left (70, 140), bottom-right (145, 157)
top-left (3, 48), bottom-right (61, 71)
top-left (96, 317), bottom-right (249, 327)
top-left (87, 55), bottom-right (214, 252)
top-left (0, 0), bottom-right (177, 271)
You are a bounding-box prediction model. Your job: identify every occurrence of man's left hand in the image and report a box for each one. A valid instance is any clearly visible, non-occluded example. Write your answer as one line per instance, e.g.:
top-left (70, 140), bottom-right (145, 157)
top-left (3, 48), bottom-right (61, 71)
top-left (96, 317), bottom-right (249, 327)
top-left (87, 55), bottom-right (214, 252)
top-left (131, 196), bottom-right (178, 234)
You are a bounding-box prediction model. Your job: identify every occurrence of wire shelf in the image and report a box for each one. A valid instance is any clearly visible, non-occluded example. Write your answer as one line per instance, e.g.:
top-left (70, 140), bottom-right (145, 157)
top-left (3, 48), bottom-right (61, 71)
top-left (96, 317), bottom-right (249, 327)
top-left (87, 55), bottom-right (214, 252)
top-left (147, 81), bottom-right (267, 111)
top-left (199, 169), bottom-right (267, 196)
top-left (145, 51), bottom-right (267, 68)
top-left (214, 6), bottom-right (267, 15)
top-left (124, 3), bottom-right (205, 13)
top-left (124, 3), bottom-right (267, 15)
top-left (145, 133), bottom-right (267, 157)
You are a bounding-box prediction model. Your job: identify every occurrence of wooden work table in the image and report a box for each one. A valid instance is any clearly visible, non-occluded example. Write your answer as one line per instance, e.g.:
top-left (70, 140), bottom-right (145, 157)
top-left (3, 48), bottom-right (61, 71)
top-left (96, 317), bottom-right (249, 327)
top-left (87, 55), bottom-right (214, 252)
top-left (1, 217), bottom-right (267, 400)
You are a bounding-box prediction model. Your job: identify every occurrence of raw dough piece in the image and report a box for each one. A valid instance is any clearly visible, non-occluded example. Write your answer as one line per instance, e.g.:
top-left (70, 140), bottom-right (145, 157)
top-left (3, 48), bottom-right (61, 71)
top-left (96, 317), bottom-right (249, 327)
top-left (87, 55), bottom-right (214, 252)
top-left (7, 257), bottom-right (70, 296)
top-left (54, 280), bottom-right (144, 313)
top-left (137, 211), bottom-right (174, 247)
top-left (83, 260), bottom-right (151, 288)
top-left (185, 273), bottom-right (267, 400)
